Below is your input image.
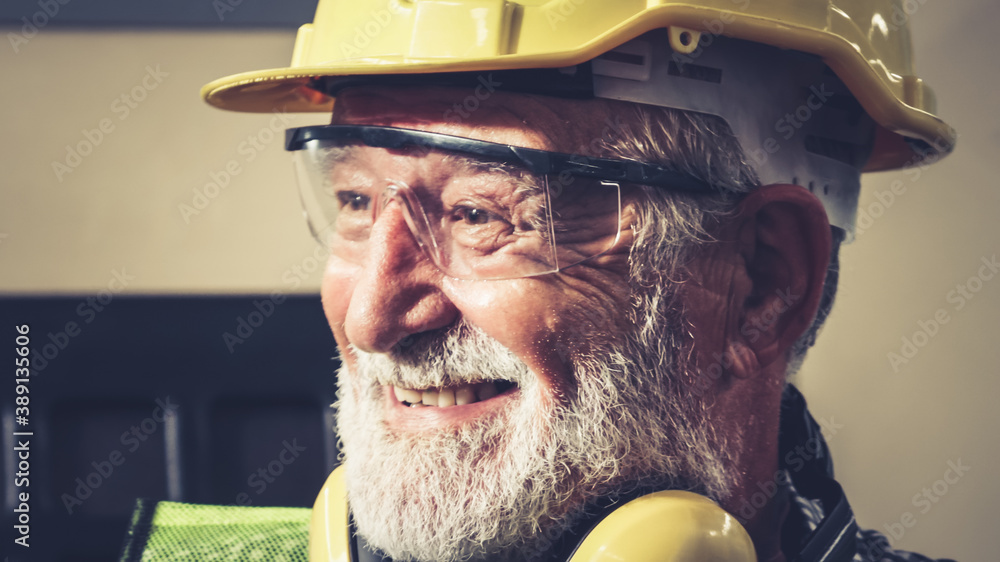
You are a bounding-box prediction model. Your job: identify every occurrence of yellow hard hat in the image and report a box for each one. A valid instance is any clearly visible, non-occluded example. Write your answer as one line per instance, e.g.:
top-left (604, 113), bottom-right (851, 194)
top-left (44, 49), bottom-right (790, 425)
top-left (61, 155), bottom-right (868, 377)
top-left (202, 0), bottom-right (954, 175)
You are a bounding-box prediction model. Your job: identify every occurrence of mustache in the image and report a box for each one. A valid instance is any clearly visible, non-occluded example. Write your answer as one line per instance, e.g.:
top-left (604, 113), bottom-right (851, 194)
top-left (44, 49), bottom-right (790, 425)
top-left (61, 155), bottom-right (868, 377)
top-left (349, 320), bottom-right (534, 389)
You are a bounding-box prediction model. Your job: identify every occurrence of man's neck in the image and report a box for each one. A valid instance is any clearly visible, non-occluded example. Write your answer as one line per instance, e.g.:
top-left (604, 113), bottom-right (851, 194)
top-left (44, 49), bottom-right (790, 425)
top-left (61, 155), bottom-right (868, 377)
top-left (713, 373), bottom-right (790, 561)
top-left (746, 480), bottom-right (792, 562)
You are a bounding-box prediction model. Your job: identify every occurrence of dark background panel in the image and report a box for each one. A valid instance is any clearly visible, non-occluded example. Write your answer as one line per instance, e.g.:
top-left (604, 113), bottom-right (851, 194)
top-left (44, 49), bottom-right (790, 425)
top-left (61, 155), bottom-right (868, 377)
top-left (208, 398), bottom-right (330, 507)
top-left (1, 295), bottom-right (340, 561)
top-left (50, 400), bottom-right (171, 517)
top-left (0, 0), bottom-right (319, 28)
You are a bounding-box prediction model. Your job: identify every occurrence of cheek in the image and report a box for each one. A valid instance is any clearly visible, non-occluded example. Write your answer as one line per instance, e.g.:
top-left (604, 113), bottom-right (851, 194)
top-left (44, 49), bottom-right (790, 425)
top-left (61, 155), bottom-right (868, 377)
top-left (441, 278), bottom-right (591, 399)
top-left (320, 259), bottom-right (358, 353)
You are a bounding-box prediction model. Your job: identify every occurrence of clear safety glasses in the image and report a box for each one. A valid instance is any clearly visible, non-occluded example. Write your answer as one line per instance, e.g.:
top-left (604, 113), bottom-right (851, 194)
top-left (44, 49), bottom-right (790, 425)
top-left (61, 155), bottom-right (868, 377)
top-left (285, 125), bottom-right (713, 280)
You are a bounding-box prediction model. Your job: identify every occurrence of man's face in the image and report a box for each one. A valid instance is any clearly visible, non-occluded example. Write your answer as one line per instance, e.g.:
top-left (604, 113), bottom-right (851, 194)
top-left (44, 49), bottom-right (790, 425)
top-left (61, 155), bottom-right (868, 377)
top-left (321, 88), bottom-right (738, 561)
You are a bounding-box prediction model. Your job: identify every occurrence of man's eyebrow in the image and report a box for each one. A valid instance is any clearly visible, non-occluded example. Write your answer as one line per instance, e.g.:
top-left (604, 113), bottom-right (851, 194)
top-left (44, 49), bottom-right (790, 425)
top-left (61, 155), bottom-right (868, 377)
top-left (319, 142), bottom-right (550, 198)
top-left (443, 153), bottom-right (546, 196)
top-left (318, 143), bottom-right (357, 169)
top-left (444, 152), bottom-right (519, 175)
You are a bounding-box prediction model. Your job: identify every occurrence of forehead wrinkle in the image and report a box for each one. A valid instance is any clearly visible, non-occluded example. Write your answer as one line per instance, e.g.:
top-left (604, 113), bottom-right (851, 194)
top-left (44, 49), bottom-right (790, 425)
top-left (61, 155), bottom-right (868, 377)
top-left (332, 87), bottom-right (581, 153)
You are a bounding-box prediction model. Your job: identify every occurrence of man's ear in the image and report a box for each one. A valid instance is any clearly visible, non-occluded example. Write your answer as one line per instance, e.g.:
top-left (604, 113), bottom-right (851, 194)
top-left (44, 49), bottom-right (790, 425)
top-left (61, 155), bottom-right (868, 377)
top-left (729, 184), bottom-right (832, 374)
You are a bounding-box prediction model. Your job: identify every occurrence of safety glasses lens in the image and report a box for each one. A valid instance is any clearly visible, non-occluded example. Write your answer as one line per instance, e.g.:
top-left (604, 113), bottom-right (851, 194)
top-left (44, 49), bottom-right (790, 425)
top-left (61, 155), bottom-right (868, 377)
top-left (293, 139), bottom-right (621, 280)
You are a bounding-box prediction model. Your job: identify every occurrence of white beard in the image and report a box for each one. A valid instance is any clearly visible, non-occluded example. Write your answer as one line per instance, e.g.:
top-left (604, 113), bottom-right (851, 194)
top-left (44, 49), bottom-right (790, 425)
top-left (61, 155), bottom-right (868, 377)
top-left (335, 304), bottom-right (740, 561)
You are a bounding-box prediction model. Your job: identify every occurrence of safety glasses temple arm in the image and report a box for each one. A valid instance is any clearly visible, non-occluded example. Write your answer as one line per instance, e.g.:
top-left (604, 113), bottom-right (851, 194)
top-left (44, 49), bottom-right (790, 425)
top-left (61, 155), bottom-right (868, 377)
top-left (285, 125), bottom-right (715, 194)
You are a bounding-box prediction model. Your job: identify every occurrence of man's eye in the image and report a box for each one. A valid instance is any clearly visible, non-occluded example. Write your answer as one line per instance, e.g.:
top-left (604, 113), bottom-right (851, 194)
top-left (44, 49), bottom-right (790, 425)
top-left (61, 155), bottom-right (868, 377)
top-left (455, 207), bottom-right (497, 225)
top-left (336, 191), bottom-right (370, 212)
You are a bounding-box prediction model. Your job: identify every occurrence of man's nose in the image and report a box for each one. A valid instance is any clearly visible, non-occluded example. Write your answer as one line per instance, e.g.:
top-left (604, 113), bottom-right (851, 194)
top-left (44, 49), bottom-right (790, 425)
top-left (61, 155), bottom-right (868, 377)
top-left (343, 201), bottom-right (459, 353)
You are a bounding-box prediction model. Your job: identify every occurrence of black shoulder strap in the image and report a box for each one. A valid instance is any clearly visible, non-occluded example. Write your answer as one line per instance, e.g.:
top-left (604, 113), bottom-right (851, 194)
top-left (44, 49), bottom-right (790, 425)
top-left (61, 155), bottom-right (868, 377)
top-left (780, 384), bottom-right (858, 562)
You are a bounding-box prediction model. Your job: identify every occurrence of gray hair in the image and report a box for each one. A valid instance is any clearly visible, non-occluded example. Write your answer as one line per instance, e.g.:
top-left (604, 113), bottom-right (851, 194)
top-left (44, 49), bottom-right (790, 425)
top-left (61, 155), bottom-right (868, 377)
top-left (599, 103), bottom-right (842, 378)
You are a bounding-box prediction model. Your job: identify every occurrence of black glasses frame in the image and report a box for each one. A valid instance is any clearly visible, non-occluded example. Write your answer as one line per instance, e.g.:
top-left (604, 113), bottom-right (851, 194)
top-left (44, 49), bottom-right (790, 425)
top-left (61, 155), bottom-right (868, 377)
top-left (285, 125), bottom-right (716, 194)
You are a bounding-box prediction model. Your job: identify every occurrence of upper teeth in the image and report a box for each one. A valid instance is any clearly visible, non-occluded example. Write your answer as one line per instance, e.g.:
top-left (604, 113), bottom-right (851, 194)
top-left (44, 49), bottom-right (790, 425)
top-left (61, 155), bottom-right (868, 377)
top-left (393, 382), bottom-right (502, 407)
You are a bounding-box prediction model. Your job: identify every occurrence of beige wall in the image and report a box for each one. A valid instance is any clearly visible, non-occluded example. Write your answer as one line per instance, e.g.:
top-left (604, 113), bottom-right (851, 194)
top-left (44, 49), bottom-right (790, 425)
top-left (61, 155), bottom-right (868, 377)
top-left (1, 2), bottom-right (996, 559)
top-left (1, 30), bottom-right (325, 293)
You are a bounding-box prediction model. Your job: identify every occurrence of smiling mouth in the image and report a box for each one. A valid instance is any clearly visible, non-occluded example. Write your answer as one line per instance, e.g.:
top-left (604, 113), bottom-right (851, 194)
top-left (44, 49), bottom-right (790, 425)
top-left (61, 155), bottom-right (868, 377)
top-left (392, 380), bottom-right (518, 407)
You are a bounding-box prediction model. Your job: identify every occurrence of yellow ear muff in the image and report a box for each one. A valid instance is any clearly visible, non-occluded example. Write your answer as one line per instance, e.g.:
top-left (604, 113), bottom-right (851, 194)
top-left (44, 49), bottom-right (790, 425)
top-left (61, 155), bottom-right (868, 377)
top-left (309, 466), bottom-right (351, 562)
top-left (568, 490), bottom-right (757, 562)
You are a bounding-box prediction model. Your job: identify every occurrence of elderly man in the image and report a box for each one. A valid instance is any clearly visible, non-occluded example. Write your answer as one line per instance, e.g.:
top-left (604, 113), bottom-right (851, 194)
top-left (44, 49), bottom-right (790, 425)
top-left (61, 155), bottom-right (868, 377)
top-left (192, 1), bottom-right (955, 561)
